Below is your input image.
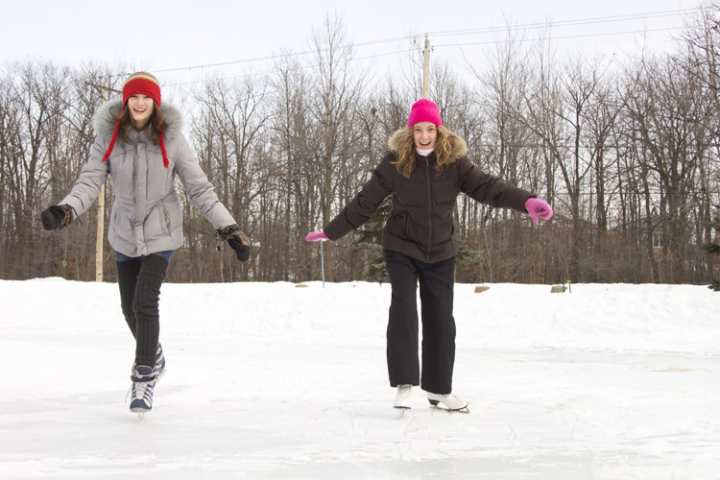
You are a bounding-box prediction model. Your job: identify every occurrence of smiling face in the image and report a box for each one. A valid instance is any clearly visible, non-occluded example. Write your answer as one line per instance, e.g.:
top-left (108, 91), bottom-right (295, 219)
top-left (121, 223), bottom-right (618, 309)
top-left (127, 94), bottom-right (154, 129)
top-left (413, 122), bottom-right (437, 151)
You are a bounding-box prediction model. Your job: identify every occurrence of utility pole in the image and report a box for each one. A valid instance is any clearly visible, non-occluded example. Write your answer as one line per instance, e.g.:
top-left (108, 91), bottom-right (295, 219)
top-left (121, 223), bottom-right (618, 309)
top-left (96, 168), bottom-right (105, 280)
top-left (86, 77), bottom-right (120, 282)
top-left (422, 34), bottom-right (431, 98)
top-left (96, 78), bottom-right (110, 282)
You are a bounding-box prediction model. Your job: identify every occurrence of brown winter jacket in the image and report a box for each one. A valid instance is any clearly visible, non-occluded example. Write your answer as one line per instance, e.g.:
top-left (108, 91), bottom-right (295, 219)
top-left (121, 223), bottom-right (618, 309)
top-left (324, 131), bottom-right (533, 263)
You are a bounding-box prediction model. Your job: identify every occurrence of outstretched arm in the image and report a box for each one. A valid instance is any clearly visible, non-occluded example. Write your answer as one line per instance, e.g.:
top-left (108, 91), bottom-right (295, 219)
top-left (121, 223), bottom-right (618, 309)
top-left (173, 134), bottom-right (236, 229)
top-left (174, 134), bottom-right (251, 261)
top-left (54, 139), bottom-right (109, 220)
top-left (457, 156), bottom-right (532, 212)
top-left (316, 154), bottom-right (394, 241)
top-left (458, 157), bottom-right (552, 223)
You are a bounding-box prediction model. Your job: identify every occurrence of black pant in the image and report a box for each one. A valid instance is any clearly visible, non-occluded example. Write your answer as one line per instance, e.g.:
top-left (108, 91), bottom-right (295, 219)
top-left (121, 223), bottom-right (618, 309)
top-left (384, 249), bottom-right (456, 394)
top-left (116, 254), bottom-right (169, 367)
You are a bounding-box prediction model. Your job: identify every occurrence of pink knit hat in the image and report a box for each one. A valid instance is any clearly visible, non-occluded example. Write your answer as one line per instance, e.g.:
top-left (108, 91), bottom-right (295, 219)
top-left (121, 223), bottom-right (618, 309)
top-left (407, 98), bottom-right (443, 128)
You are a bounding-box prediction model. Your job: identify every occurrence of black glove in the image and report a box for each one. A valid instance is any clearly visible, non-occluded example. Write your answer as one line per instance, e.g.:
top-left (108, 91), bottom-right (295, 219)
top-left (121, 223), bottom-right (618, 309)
top-left (40, 204), bottom-right (74, 231)
top-left (217, 224), bottom-right (251, 262)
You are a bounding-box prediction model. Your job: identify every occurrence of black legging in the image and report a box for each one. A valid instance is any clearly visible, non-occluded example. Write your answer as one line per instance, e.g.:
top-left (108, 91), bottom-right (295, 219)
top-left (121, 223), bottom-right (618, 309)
top-left (117, 254), bottom-right (169, 367)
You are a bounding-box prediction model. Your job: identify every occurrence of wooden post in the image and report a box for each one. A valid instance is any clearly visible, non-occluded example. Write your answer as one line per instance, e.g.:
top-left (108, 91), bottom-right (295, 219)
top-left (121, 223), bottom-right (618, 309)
top-left (422, 34), bottom-right (431, 98)
top-left (85, 77), bottom-right (120, 283)
top-left (96, 80), bottom-right (108, 282)
top-left (96, 185), bottom-right (105, 282)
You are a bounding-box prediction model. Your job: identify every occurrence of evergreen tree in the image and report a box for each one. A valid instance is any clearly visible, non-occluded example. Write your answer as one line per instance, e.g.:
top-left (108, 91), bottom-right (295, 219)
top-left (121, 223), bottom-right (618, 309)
top-left (704, 205), bottom-right (720, 291)
top-left (352, 197), bottom-right (393, 282)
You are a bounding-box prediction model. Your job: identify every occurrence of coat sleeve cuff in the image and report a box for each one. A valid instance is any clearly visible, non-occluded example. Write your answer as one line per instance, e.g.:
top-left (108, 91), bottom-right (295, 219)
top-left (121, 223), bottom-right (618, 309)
top-left (323, 213), bottom-right (355, 241)
top-left (510, 189), bottom-right (534, 213)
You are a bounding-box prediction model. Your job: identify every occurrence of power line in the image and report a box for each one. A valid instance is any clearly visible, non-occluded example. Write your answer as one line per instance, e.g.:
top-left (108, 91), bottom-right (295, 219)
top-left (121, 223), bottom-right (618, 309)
top-left (139, 7), bottom-right (702, 77)
top-left (152, 51), bottom-right (314, 75)
top-left (160, 48), bottom-right (415, 90)
top-left (158, 23), bottom-right (687, 91)
top-left (150, 38), bottom-right (417, 76)
top-left (428, 8), bottom-right (702, 38)
top-left (435, 26), bottom-right (687, 49)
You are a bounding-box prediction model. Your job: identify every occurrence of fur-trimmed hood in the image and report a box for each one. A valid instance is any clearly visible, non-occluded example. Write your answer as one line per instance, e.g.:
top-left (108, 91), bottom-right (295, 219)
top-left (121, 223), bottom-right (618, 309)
top-left (61, 97), bottom-right (236, 258)
top-left (387, 126), bottom-right (468, 161)
top-left (92, 98), bottom-right (183, 142)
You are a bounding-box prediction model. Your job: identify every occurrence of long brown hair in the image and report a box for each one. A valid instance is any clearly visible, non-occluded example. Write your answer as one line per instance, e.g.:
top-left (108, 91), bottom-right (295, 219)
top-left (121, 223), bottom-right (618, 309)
top-left (117, 104), bottom-right (166, 145)
top-left (388, 125), bottom-right (468, 177)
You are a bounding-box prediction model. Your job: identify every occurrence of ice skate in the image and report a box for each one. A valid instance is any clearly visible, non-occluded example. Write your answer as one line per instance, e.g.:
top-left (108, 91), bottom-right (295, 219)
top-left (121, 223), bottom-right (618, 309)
top-left (393, 384), bottom-right (413, 410)
top-left (426, 391), bottom-right (469, 413)
top-left (153, 343), bottom-right (166, 381)
top-left (129, 365), bottom-right (157, 417)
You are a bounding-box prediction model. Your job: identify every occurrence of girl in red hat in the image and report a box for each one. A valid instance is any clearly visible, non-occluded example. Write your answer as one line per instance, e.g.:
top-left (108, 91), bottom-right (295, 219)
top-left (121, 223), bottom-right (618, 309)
top-left (306, 98), bottom-right (553, 412)
top-left (40, 72), bottom-right (250, 415)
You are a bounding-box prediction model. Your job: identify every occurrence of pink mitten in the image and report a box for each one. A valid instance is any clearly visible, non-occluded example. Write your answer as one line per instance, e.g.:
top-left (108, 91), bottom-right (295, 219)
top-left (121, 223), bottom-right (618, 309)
top-left (524, 197), bottom-right (553, 225)
top-left (305, 230), bottom-right (329, 242)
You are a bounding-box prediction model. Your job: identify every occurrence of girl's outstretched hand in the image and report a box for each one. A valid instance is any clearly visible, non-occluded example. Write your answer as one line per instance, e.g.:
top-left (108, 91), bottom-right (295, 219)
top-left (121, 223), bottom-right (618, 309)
top-left (40, 204), bottom-right (73, 231)
top-left (525, 197), bottom-right (553, 225)
top-left (217, 224), bottom-right (251, 262)
top-left (305, 230), bottom-right (329, 242)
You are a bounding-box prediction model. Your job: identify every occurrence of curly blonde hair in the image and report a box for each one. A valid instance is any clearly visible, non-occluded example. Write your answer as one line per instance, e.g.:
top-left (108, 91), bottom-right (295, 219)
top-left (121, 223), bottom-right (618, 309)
top-left (388, 125), bottom-right (468, 177)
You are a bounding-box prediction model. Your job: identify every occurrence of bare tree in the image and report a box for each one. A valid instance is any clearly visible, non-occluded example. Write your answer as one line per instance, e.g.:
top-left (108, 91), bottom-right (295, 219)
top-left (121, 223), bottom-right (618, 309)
top-left (307, 13), bottom-right (363, 280)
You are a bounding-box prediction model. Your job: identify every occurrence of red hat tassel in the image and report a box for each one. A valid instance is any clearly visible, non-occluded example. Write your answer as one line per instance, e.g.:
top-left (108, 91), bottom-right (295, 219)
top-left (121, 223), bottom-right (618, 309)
top-left (159, 132), bottom-right (169, 168)
top-left (102, 118), bottom-right (123, 163)
top-left (101, 105), bottom-right (169, 169)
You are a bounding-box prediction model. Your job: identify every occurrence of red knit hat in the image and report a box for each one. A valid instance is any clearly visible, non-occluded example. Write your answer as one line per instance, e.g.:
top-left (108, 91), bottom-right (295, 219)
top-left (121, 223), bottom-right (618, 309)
top-left (102, 72), bottom-right (169, 168)
top-left (407, 98), bottom-right (443, 128)
top-left (122, 72), bottom-right (162, 106)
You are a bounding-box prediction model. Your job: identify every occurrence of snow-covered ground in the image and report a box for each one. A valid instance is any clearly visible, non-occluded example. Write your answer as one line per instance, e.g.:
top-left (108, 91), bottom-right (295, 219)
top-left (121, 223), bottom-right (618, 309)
top-left (1, 279), bottom-right (718, 479)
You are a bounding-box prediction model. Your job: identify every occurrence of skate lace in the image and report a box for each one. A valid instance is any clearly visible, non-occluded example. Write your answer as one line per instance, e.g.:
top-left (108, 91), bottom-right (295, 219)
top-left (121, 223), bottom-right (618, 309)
top-left (131, 380), bottom-right (155, 403)
top-left (125, 365), bottom-right (157, 405)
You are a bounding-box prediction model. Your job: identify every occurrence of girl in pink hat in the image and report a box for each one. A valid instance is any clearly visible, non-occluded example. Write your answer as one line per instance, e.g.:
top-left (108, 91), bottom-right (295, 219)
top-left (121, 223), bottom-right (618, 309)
top-left (306, 98), bottom-right (552, 412)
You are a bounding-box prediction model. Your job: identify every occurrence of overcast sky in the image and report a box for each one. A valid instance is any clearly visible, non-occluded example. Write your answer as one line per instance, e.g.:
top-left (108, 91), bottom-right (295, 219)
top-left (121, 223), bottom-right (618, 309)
top-left (0, 0), bottom-right (708, 97)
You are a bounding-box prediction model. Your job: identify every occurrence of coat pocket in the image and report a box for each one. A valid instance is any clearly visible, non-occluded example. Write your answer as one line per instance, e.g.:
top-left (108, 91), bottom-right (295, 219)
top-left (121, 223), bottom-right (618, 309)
top-left (143, 204), bottom-right (167, 241)
top-left (163, 196), bottom-right (183, 234)
top-left (109, 205), bottom-right (135, 244)
top-left (161, 203), bottom-right (171, 235)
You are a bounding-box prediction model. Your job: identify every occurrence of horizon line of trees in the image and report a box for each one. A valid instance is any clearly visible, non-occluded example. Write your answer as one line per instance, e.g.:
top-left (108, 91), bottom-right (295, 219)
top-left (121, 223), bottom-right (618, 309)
top-left (1, 11), bottom-right (719, 285)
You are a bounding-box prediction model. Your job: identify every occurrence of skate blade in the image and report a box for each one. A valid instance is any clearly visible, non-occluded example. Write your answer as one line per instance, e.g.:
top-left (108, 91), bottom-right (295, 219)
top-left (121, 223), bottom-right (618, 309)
top-left (429, 400), bottom-right (470, 414)
top-left (431, 405), bottom-right (470, 414)
top-left (130, 407), bottom-right (151, 418)
top-left (394, 405), bottom-right (412, 418)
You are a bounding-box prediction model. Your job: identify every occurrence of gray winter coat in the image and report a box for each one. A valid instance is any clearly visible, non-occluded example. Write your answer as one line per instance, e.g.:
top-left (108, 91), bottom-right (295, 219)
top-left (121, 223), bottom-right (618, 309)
top-left (61, 99), bottom-right (236, 257)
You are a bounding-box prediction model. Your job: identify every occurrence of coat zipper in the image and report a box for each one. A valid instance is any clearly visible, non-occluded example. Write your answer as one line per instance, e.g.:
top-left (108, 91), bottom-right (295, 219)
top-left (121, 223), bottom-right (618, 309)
top-left (425, 156), bottom-right (432, 261)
